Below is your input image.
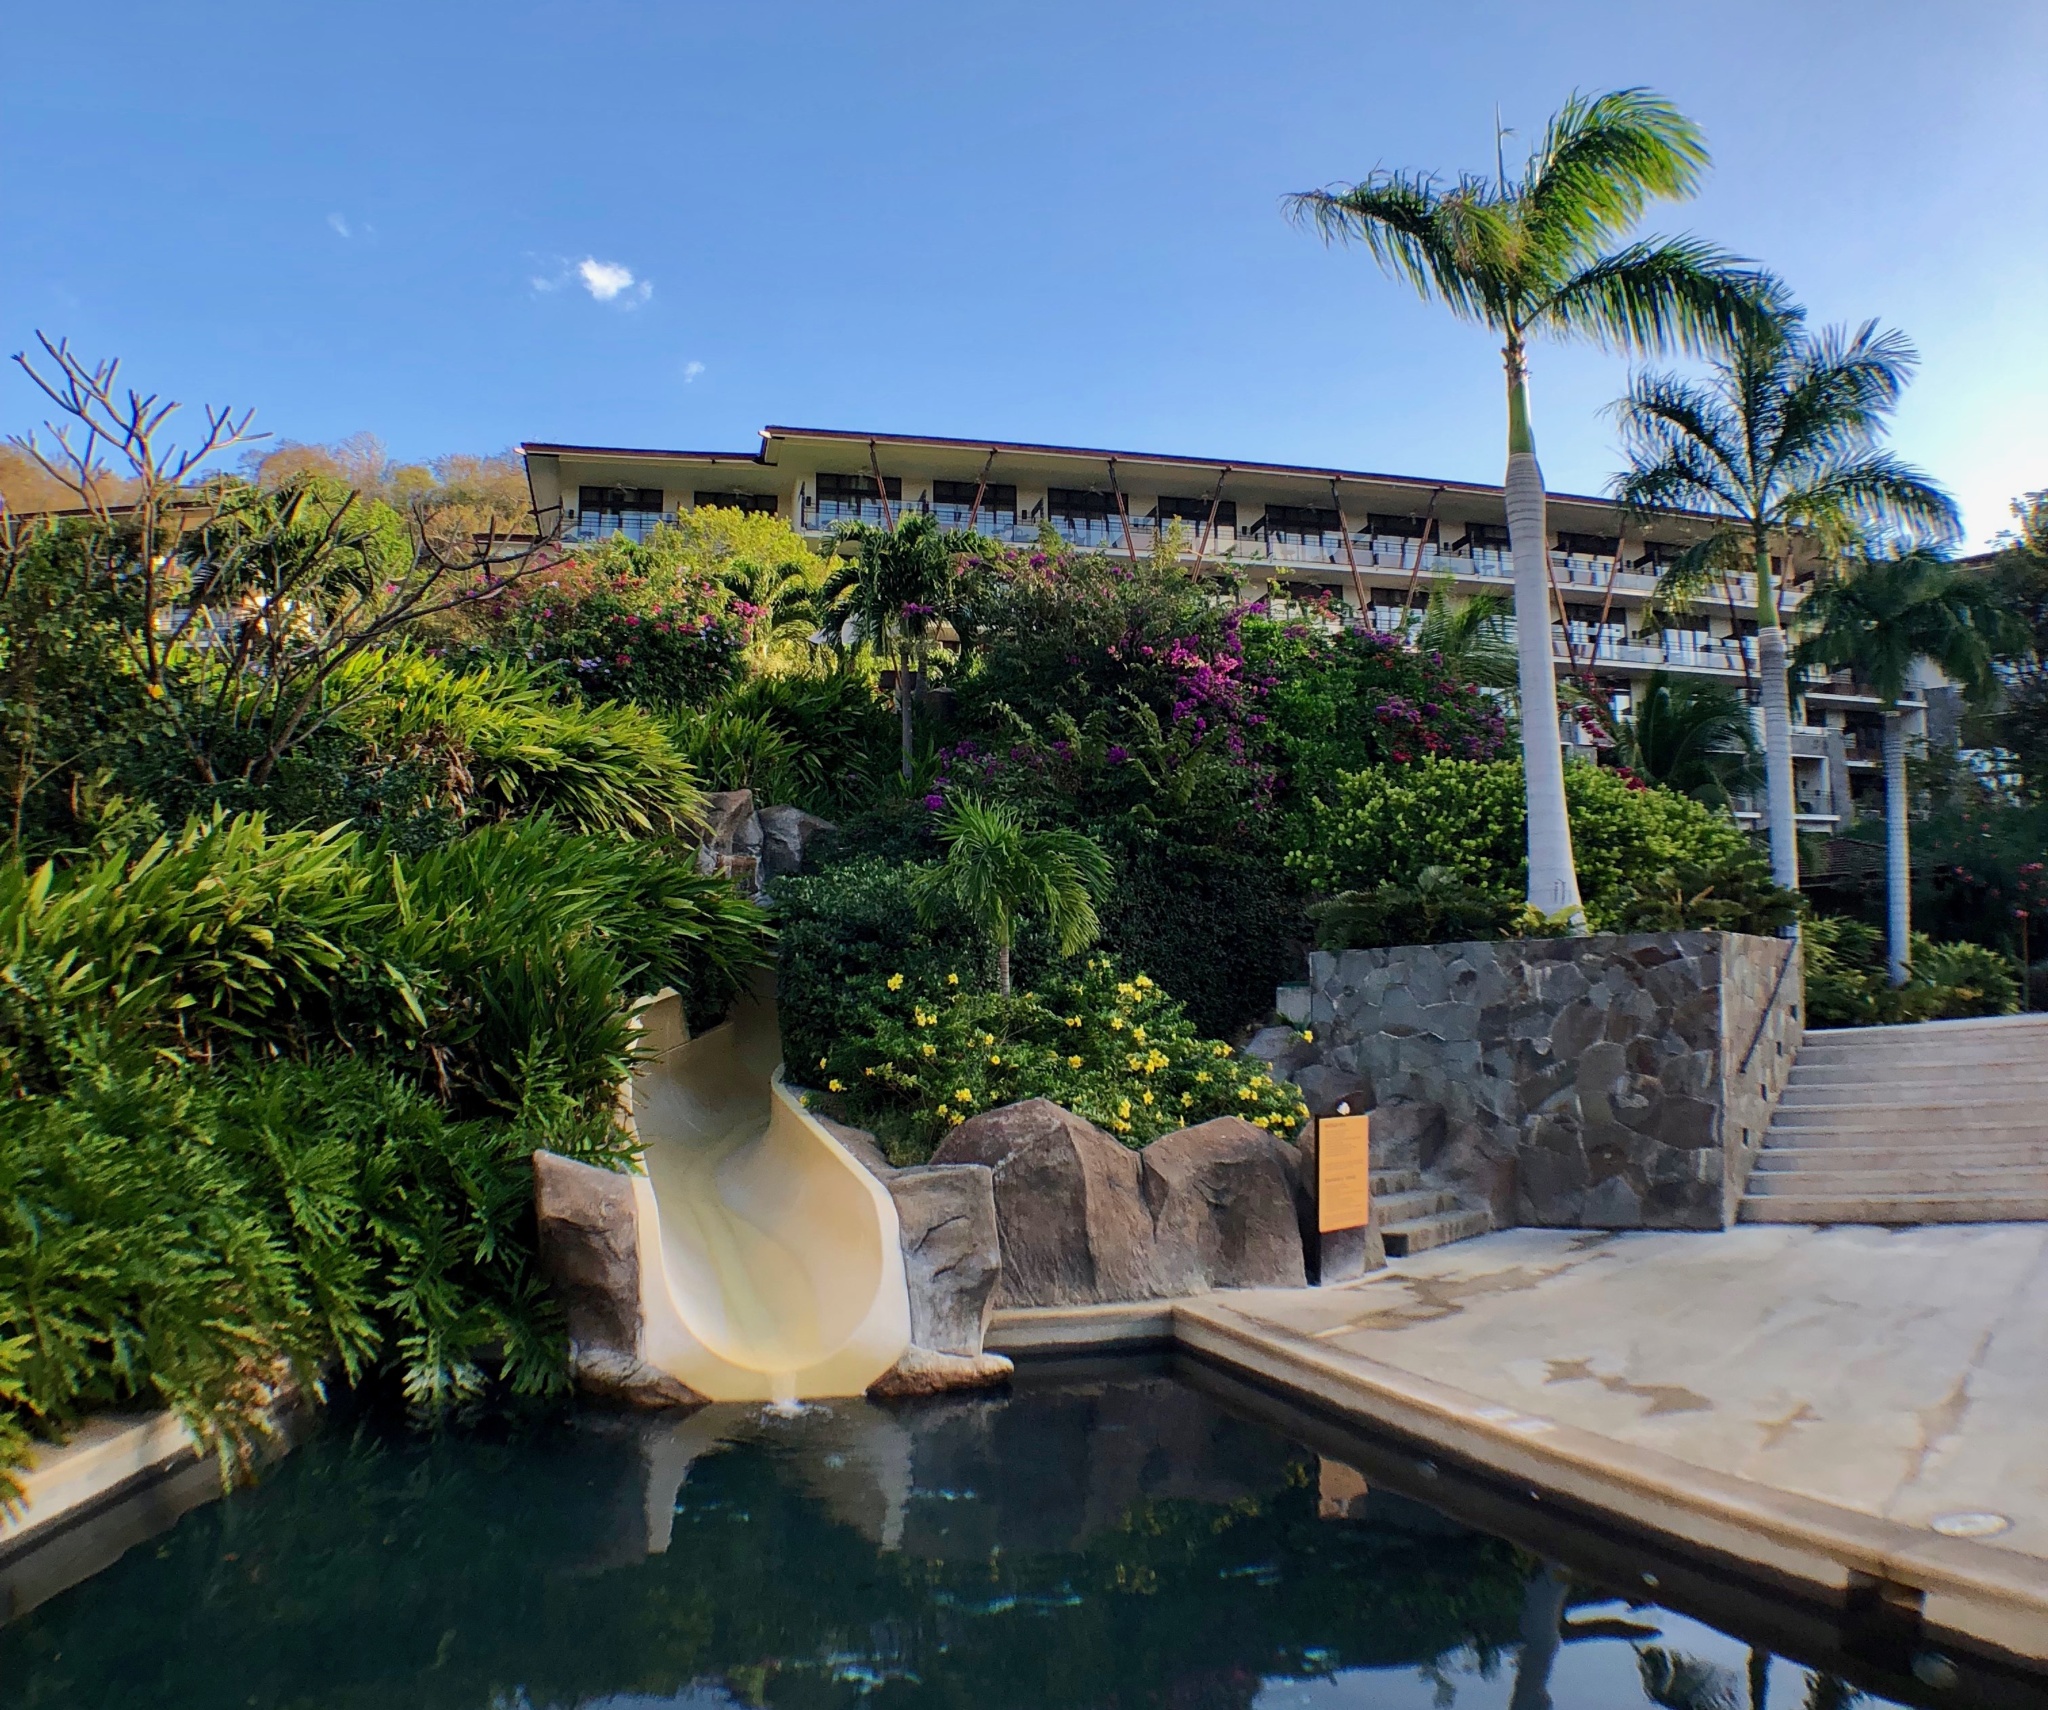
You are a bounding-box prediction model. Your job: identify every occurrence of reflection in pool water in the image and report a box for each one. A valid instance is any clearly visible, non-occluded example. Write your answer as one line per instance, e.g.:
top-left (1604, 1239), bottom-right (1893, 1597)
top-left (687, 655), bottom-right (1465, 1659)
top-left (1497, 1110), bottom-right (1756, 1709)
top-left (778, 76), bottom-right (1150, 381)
top-left (0, 1362), bottom-right (1931, 1709)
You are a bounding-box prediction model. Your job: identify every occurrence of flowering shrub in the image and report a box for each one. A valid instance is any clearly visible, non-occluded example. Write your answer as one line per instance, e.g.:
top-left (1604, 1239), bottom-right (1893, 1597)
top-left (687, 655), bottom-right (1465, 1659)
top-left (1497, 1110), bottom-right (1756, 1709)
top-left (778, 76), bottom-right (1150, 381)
top-left (1258, 626), bottom-right (1510, 803)
top-left (1288, 757), bottom-right (1759, 930)
top-left (809, 957), bottom-right (1309, 1161)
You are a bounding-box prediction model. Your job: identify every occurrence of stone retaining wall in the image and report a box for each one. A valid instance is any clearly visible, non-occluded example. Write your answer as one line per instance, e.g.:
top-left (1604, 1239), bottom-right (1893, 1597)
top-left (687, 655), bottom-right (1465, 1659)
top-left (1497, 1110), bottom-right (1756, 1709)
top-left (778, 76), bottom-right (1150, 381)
top-left (1304, 932), bottom-right (1801, 1231)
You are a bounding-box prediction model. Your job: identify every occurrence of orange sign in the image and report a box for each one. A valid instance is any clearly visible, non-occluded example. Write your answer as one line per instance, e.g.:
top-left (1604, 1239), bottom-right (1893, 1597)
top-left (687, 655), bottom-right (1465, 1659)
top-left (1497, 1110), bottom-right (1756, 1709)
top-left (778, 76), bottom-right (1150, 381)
top-left (1317, 1114), bottom-right (1372, 1233)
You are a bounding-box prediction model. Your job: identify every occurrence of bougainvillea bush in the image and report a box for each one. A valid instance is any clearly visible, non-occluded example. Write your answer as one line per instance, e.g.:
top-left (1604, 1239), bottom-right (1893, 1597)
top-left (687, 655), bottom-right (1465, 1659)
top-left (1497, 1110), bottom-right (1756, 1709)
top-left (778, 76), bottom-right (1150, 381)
top-left (807, 956), bottom-right (1310, 1162)
top-left (464, 553), bottom-right (744, 709)
top-left (1287, 757), bottom-right (1772, 932)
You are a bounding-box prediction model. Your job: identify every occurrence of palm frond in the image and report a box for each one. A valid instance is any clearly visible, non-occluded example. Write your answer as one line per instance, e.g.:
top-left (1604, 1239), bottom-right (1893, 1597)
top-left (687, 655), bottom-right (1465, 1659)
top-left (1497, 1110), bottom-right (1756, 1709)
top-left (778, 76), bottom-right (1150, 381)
top-left (1283, 172), bottom-right (1508, 330)
top-left (1779, 453), bottom-right (1961, 550)
top-left (1538, 236), bottom-right (1769, 356)
top-left (1521, 88), bottom-right (1712, 254)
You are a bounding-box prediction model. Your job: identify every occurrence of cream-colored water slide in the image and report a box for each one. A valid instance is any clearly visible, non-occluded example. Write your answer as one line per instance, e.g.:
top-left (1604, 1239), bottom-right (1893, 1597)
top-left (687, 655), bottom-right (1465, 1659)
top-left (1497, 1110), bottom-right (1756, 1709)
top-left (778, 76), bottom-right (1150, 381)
top-left (620, 983), bottom-right (910, 1402)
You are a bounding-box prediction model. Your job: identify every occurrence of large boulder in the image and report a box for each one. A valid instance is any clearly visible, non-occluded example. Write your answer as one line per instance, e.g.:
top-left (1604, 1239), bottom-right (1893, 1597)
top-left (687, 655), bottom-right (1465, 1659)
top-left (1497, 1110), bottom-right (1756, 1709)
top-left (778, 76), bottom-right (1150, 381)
top-left (889, 1164), bottom-right (1004, 1357)
top-left (532, 1151), bottom-right (703, 1407)
top-left (1140, 1118), bottom-right (1308, 1293)
top-left (696, 790), bottom-right (762, 876)
top-left (931, 1100), bottom-right (1157, 1307)
top-left (1244, 1025), bottom-right (1318, 1082)
top-left (757, 805), bottom-right (837, 878)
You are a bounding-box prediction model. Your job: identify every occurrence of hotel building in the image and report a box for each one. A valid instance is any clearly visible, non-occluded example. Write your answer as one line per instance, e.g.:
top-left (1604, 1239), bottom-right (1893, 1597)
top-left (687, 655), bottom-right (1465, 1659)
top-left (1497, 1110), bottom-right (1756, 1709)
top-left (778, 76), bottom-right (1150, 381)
top-left (523, 426), bottom-right (1940, 831)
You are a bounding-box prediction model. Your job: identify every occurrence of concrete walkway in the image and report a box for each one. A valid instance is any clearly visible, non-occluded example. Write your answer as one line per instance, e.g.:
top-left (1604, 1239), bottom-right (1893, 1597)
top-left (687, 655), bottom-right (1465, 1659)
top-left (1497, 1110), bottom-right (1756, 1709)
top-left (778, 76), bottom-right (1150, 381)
top-left (993, 1222), bottom-right (2048, 1662)
top-left (1223, 1224), bottom-right (2048, 1562)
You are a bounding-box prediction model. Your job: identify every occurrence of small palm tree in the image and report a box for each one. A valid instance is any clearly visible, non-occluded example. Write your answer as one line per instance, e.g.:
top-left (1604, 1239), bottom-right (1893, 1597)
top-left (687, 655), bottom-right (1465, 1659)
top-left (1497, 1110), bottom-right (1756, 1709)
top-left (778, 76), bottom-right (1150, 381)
top-left (823, 511), bottom-right (974, 782)
top-left (715, 554), bottom-right (820, 668)
top-left (1612, 305), bottom-right (1959, 893)
top-left (1615, 672), bottom-right (1762, 806)
top-left (1288, 89), bottom-right (1766, 926)
top-left (1414, 573), bottom-right (1519, 690)
top-left (911, 795), bottom-right (1111, 996)
top-left (1796, 549), bottom-right (2012, 984)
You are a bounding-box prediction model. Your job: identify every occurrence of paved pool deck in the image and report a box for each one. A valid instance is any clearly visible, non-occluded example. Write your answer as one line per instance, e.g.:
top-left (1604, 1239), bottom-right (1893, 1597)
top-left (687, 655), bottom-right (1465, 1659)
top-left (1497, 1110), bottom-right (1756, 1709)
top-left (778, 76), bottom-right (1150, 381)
top-left (991, 1222), bottom-right (2048, 1663)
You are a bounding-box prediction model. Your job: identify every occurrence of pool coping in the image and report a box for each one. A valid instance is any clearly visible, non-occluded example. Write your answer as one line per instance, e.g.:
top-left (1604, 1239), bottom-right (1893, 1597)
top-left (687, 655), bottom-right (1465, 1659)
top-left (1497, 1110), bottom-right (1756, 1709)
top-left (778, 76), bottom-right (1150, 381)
top-left (987, 1295), bottom-right (2048, 1665)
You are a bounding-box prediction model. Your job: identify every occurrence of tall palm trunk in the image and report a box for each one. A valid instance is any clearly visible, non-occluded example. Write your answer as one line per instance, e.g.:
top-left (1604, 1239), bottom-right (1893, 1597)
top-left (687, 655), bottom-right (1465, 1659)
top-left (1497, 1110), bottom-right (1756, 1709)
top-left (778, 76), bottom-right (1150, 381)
top-left (1503, 359), bottom-right (1585, 925)
top-left (1507, 1563), bottom-right (1571, 1710)
top-left (1753, 546), bottom-right (1799, 897)
top-left (995, 941), bottom-right (1012, 998)
top-left (1883, 707), bottom-right (1910, 986)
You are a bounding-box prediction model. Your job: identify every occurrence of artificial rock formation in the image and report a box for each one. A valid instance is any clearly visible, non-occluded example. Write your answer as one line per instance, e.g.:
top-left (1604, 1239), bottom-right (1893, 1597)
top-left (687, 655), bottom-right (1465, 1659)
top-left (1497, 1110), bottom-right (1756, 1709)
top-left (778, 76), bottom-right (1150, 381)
top-left (532, 1151), bottom-right (704, 1408)
top-left (931, 1100), bottom-right (1159, 1307)
top-left (757, 804), bottom-right (838, 878)
top-left (931, 1099), bottom-right (1311, 1305)
top-left (1139, 1117), bottom-right (1307, 1294)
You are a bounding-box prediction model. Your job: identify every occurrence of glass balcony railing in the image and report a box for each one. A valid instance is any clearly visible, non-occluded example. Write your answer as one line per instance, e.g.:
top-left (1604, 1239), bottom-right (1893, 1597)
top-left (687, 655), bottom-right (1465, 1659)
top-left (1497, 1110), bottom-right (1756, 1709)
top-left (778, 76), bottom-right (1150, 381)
top-left (566, 510), bottom-right (673, 543)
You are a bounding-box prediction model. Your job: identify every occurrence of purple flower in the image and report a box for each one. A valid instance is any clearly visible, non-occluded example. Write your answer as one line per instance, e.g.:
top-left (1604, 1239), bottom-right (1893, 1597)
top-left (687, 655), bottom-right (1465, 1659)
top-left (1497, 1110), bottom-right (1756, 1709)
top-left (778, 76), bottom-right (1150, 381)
top-left (923, 793), bottom-right (945, 811)
top-left (1106, 745), bottom-right (1129, 765)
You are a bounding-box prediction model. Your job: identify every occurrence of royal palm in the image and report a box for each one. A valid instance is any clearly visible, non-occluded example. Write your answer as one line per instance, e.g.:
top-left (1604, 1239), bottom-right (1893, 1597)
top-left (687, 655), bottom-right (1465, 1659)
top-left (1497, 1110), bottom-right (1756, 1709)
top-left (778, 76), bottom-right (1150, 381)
top-left (1613, 307), bottom-right (1958, 892)
top-left (1289, 89), bottom-right (1763, 923)
top-left (1796, 550), bottom-right (2009, 984)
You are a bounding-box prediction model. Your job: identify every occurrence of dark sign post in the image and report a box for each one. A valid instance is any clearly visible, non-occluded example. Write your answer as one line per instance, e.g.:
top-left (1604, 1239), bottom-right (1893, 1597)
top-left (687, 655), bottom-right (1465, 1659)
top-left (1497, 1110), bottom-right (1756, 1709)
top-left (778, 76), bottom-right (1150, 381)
top-left (1315, 1112), bottom-right (1373, 1285)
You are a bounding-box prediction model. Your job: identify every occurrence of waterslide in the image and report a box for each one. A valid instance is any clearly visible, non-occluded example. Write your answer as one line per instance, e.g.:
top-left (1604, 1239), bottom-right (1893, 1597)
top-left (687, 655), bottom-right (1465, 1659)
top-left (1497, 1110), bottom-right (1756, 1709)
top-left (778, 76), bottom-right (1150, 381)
top-left (620, 980), bottom-right (910, 1402)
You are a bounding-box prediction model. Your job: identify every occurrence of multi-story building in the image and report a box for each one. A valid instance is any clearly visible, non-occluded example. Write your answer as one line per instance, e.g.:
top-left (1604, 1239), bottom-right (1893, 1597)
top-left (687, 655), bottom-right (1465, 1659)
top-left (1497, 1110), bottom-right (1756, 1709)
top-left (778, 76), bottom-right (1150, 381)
top-left (522, 426), bottom-right (1932, 830)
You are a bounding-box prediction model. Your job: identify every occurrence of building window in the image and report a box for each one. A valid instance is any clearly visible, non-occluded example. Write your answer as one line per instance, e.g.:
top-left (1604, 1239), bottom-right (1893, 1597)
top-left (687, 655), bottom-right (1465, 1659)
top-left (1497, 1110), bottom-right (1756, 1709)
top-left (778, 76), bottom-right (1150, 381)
top-left (813, 472), bottom-right (903, 526)
top-left (576, 485), bottom-right (668, 542)
top-left (1152, 495), bottom-right (1238, 536)
top-left (692, 490), bottom-right (778, 515)
top-left (931, 479), bottom-right (1017, 531)
top-left (1555, 531), bottom-right (1620, 559)
top-left (1451, 521), bottom-right (1512, 551)
top-left (1047, 488), bottom-right (1126, 548)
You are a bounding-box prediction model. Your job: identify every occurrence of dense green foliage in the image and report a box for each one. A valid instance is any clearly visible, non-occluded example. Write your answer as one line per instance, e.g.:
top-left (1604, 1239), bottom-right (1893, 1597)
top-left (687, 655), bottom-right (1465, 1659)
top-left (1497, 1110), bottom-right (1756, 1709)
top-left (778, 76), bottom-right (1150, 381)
top-left (667, 667), bottom-right (900, 818)
top-left (0, 812), bottom-right (770, 1458)
top-left (1803, 915), bottom-right (2018, 1025)
top-left (809, 956), bottom-right (1310, 1159)
top-left (1286, 756), bottom-right (1793, 935)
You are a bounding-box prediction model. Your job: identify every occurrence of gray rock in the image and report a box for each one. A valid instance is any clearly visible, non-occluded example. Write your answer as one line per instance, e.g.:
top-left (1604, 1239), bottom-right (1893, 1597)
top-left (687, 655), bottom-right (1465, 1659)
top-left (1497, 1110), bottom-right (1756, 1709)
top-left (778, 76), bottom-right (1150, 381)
top-left (1291, 1062), bottom-right (1372, 1118)
top-left (889, 1164), bottom-right (1003, 1356)
top-left (932, 1099), bottom-right (1157, 1307)
top-left (697, 790), bottom-right (762, 876)
top-left (757, 804), bottom-right (838, 878)
top-left (1245, 1025), bottom-right (1317, 1081)
top-left (867, 1345), bottom-right (1013, 1399)
top-left (1274, 984), bottom-right (1311, 1025)
top-left (1140, 1118), bottom-right (1307, 1293)
top-left (532, 1151), bottom-right (703, 1407)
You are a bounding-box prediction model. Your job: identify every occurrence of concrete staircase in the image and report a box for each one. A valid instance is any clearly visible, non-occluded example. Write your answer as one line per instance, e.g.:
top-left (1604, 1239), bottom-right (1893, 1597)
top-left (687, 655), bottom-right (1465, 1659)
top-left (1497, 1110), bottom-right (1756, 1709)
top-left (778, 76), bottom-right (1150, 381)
top-left (1372, 1168), bottom-right (1494, 1256)
top-left (1739, 1014), bottom-right (2048, 1226)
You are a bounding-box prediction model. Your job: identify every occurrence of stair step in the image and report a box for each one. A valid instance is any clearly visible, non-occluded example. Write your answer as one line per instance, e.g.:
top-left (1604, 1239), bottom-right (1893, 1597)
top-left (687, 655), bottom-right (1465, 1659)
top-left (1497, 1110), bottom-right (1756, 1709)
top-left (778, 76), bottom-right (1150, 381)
top-left (1382, 1207), bottom-right (1494, 1256)
top-left (1369, 1168), bottom-right (1421, 1196)
top-left (1372, 1187), bottom-right (1460, 1223)
top-left (1739, 1192), bottom-right (2048, 1226)
top-left (1755, 1146), bottom-right (2048, 1171)
top-left (1769, 1105), bottom-right (2039, 1130)
top-left (1746, 1167), bottom-right (2048, 1196)
top-left (1779, 1079), bottom-right (2048, 1102)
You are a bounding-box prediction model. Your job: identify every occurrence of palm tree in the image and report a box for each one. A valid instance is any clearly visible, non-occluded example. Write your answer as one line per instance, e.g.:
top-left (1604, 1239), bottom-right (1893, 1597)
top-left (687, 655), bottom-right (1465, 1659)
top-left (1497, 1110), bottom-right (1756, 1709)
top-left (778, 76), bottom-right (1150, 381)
top-left (715, 553), bottom-right (820, 669)
top-left (1615, 672), bottom-right (1762, 806)
top-left (1796, 549), bottom-right (2012, 984)
top-left (1612, 306), bottom-right (1960, 894)
top-left (1287, 89), bottom-right (1766, 926)
top-left (821, 511), bottom-right (975, 783)
top-left (911, 795), bottom-right (1111, 996)
top-left (1414, 573), bottom-right (1519, 690)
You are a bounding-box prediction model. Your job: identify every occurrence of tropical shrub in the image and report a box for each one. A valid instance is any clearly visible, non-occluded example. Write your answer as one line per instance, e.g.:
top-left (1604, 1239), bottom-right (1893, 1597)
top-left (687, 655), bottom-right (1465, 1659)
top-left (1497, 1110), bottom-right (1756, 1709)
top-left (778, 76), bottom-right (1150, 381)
top-left (1260, 624), bottom-right (1510, 807)
top-left (1804, 915), bottom-right (2019, 1025)
top-left (670, 668), bottom-right (897, 816)
top-left (0, 1040), bottom-right (630, 1481)
top-left (0, 812), bottom-right (773, 1109)
top-left (1287, 757), bottom-right (1769, 931)
top-left (1309, 867), bottom-right (1519, 951)
top-left (809, 957), bottom-right (1310, 1161)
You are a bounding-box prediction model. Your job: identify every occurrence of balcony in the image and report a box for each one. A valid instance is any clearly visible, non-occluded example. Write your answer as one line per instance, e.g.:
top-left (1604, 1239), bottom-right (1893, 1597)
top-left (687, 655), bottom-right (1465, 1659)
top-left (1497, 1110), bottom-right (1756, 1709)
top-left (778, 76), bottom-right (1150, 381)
top-left (566, 510), bottom-right (673, 543)
top-left (1551, 632), bottom-right (1756, 676)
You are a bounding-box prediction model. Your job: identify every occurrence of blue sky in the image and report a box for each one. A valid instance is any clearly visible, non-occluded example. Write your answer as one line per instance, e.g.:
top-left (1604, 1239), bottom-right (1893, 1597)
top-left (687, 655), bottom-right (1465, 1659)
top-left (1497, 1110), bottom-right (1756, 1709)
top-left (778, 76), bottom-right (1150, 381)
top-left (5, 0), bottom-right (2043, 544)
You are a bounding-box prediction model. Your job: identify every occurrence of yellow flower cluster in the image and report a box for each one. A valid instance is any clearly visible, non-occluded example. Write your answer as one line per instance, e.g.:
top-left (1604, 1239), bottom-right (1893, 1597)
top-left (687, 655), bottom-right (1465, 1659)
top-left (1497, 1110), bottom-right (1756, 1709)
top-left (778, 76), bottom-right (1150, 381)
top-left (886, 973), bottom-right (905, 992)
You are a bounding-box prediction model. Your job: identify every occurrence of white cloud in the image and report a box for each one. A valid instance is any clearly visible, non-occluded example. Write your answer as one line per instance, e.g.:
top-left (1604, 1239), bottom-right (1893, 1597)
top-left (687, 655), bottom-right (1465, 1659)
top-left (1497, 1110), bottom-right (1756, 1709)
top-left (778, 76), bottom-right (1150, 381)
top-left (579, 257), bottom-right (651, 304)
top-left (531, 273), bottom-right (562, 293)
top-left (683, 360), bottom-right (705, 383)
top-left (327, 212), bottom-right (351, 238)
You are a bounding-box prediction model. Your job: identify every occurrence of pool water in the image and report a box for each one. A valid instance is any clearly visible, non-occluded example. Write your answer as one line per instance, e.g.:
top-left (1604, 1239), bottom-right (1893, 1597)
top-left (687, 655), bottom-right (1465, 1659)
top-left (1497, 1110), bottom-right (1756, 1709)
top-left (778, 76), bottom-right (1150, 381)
top-left (0, 1360), bottom-right (1965, 1708)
